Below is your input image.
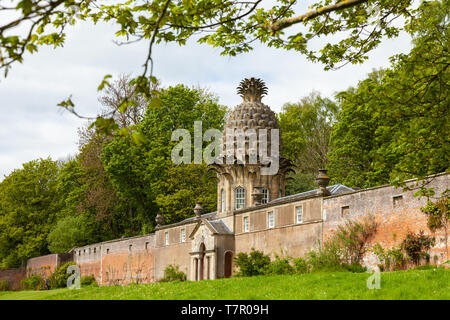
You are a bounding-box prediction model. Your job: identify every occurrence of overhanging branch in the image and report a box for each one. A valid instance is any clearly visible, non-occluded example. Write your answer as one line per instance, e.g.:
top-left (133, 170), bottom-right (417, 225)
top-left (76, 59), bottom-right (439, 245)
top-left (268, 0), bottom-right (369, 32)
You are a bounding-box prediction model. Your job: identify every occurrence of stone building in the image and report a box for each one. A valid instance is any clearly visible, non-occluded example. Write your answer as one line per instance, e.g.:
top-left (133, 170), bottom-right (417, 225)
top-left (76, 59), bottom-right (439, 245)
top-left (3, 78), bottom-right (447, 288)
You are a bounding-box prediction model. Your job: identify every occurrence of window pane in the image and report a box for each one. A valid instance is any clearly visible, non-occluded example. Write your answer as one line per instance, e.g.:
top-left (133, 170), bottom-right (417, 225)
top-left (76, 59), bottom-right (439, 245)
top-left (236, 187), bottom-right (245, 209)
top-left (268, 211), bottom-right (274, 228)
top-left (262, 188), bottom-right (269, 204)
top-left (244, 216), bottom-right (249, 232)
top-left (296, 206), bottom-right (302, 223)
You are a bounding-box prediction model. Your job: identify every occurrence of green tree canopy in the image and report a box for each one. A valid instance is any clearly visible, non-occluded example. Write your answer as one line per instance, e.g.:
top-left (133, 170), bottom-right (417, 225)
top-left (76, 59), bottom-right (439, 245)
top-left (101, 85), bottom-right (227, 230)
top-left (279, 92), bottom-right (339, 194)
top-left (0, 158), bottom-right (60, 267)
top-left (327, 1), bottom-right (449, 188)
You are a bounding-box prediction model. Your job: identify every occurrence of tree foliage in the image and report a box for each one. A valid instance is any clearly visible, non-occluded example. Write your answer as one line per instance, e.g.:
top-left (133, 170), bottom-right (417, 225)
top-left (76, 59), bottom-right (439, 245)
top-left (101, 84), bottom-right (227, 229)
top-left (0, 158), bottom-right (60, 268)
top-left (279, 91), bottom-right (339, 193)
top-left (0, 0), bottom-right (437, 135)
top-left (328, 1), bottom-right (449, 188)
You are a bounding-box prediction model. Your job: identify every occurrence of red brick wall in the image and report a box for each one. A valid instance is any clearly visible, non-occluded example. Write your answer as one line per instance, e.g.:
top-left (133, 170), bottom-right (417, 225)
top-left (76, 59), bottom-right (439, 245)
top-left (74, 234), bottom-right (155, 285)
top-left (323, 173), bottom-right (449, 267)
top-left (0, 267), bottom-right (26, 291)
top-left (26, 254), bottom-right (59, 279)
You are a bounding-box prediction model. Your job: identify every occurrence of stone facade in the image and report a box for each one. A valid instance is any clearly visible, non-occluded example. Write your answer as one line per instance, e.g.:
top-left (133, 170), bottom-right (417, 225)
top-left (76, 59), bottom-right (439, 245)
top-left (10, 78), bottom-right (449, 288)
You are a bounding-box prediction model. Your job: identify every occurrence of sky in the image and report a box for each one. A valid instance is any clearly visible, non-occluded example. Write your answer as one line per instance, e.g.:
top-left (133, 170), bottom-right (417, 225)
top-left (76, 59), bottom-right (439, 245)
top-left (0, 7), bottom-right (413, 180)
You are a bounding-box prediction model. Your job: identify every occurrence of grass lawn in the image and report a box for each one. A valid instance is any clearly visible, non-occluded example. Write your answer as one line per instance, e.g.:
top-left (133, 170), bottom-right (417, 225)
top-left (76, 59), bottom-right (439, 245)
top-left (0, 268), bottom-right (448, 300)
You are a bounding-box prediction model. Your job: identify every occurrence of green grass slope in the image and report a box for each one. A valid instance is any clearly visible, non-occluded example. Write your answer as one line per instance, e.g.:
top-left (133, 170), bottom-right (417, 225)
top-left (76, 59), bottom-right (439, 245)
top-left (0, 269), bottom-right (448, 300)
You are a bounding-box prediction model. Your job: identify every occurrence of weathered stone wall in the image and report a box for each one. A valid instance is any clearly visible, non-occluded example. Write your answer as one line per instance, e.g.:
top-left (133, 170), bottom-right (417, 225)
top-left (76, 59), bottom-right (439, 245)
top-left (323, 173), bottom-right (449, 267)
top-left (73, 234), bottom-right (155, 286)
top-left (234, 197), bottom-right (323, 262)
top-left (0, 267), bottom-right (26, 291)
top-left (154, 223), bottom-right (196, 281)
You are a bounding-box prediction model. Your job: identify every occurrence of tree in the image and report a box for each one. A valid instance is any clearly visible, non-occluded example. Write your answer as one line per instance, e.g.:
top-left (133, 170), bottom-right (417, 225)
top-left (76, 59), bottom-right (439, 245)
top-left (327, 1), bottom-right (449, 188)
top-left (0, 158), bottom-right (61, 268)
top-left (327, 69), bottom-right (388, 188)
top-left (47, 214), bottom-right (96, 253)
top-left (101, 84), bottom-right (228, 229)
top-left (279, 92), bottom-right (339, 194)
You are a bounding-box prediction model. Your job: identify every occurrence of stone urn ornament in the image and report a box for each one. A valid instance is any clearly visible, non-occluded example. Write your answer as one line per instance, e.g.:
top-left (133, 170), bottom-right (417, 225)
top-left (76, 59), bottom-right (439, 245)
top-left (155, 212), bottom-right (164, 228)
top-left (316, 169), bottom-right (331, 196)
top-left (194, 202), bottom-right (204, 219)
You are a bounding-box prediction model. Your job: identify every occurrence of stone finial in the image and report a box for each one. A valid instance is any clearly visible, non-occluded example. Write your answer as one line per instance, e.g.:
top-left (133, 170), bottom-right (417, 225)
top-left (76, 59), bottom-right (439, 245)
top-left (316, 169), bottom-right (331, 196)
top-left (251, 187), bottom-right (264, 206)
top-left (155, 212), bottom-right (164, 228)
top-left (194, 202), bottom-right (204, 219)
top-left (237, 77), bottom-right (268, 102)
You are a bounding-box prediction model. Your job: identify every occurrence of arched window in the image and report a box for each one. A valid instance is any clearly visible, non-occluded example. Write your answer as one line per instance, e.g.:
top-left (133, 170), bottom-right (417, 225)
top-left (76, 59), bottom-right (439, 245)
top-left (262, 188), bottom-right (269, 204)
top-left (221, 189), bottom-right (226, 212)
top-left (235, 187), bottom-right (245, 209)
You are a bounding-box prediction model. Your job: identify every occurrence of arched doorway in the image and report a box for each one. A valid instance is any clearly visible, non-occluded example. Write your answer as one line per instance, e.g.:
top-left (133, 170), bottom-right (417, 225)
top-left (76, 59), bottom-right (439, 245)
top-left (224, 251), bottom-right (233, 278)
top-left (199, 243), bottom-right (205, 280)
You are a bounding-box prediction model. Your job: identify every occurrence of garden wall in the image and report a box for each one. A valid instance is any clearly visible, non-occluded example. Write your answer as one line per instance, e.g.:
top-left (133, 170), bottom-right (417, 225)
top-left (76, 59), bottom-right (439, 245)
top-left (322, 173), bottom-right (449, 267)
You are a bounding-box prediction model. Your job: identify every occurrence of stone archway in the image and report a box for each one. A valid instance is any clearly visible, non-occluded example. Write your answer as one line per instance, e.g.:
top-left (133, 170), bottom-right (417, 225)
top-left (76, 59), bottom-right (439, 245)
top-left (224, 251), bottom-right (233, 278)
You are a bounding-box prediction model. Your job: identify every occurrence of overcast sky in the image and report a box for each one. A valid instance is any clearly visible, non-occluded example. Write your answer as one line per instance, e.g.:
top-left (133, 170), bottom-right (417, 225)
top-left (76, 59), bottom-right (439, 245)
top-left (0, 10), bottom-right (412, 180)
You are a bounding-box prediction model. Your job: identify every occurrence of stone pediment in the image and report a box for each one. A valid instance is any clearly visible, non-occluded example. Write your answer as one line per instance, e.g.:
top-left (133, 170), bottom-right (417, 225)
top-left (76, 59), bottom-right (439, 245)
top-left (189, 219), bottom-right (233, 240)
top-left (189, 219), bottom-right (233, 254)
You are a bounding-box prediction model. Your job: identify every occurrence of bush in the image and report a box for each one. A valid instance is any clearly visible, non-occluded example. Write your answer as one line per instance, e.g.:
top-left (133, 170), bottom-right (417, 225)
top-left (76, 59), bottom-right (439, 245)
top-left (293, 258), bottom-right (308, 274)
top-left (234, 249), bottom-right (271, 277)
top-left (81, 275), bottom-right (97, 286)
top-left (263, 255), bottom-right (295, 275)
top-left (21, 274), bottom-right (45, 291)
top-left (49, 261), bottom-right (77, 289)
top-left (0, 280), bottom-right (9, 291)
top-left (414, 265), bottom-right (443, 271)
top-left (333, 215), bottom-right (377, 265)
top-left (160, 265), bottom-right (187, 282)
top-left (373, 243), bottom-right (406, 271)
top-left (341, 262), bottom-right (366, 273)
top-left (401, 231), bottom-right (435, 266)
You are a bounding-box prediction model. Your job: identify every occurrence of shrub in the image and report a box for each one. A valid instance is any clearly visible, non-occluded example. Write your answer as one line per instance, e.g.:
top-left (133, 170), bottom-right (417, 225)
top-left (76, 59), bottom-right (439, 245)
top-left (160, 265), bottom-right (187, 282)
top-left (234, 249), bottom-right (271, 277)
top-left (333, 215), bottom-right (377, 265)
top-left (373, 243), bottom-right (406, 271)
top-left (341, 262), bottom-right (366, 273)
top-left (81, 275), bottom-right (97, 286)
top-left (401, 231), bottom-right (435, 266)
top-left (263, 255), bottom-right (295, 275)
top-left (21, 274), bottom-right (45, 290)
top-left (0, 280), bottom-right (9, 291)
top-left (293, 257), bottom-right (308, 274)
top-left (49, 261), bottom-right (77, 289)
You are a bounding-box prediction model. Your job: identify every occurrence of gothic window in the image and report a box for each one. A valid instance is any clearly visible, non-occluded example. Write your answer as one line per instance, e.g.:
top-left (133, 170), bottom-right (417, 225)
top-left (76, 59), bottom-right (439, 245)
top-left (235, 187), bottom-right (245, 209)
top-left (262, 188), bottom-right (269, 204)
top-left (180, 228), bottom-right (186, 243)
top-left (165, 232), bottom-right (169, 246)
top-left (221, 189), bottom-right (226, 212)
